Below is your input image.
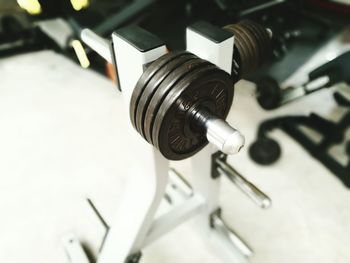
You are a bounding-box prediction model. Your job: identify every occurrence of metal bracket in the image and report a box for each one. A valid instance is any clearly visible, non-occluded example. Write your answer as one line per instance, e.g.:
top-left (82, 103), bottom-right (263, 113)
top-left (125, 252), bottom-right (142, 263)
top-left (211, 151), bottom-right (226, 179)
top-left (210, 209), bottom-right (253, 258)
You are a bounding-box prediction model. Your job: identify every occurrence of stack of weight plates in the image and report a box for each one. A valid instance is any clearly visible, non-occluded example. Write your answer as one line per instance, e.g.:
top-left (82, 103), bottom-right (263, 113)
top-left (224, 20), bottom-right (271, 77)
top-left (130, 51), bottom-right (234, 160)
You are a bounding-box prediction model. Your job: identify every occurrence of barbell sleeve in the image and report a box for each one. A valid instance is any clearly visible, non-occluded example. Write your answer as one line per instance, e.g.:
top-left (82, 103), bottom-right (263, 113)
top-left (206, 118), bottom-right (245, 155)
top-left (191, 107), bottom-right (245, 155)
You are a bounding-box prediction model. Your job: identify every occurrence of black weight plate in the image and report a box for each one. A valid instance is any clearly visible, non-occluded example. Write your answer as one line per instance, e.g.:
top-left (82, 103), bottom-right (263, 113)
top-left (153, 65), bottom-right (234, 160)
top-left (143, 58), bottom-right (211, 144)
top-left (227, 24), bottom-right (253, 71)
top-left (130, 51), bottom-right (190, 129)
top-left (250, 21), bottom-right (271, 60)
top-left (234, 24), bottom-right (257, 73)
top-left (224, 25), bottom-right (248, 74)
top-left (226, 25), bottom-right (252, 75)
top-left (239, 21), bottom-right (264, 68)
top-left (237, 23), bottom-right (259, 71)
top-left (251, 22), bottom-right (271, 61)
top-left (250, 21), bottom-right (270, 47)
top-left (135, 53), bottom-right (197, 137)
top-left (242, 21), bottom-right (270, 65)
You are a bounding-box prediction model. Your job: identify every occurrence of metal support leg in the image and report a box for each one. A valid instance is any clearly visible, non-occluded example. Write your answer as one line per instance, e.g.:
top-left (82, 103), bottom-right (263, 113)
top-left (187, 22), bottom-right (250, 263)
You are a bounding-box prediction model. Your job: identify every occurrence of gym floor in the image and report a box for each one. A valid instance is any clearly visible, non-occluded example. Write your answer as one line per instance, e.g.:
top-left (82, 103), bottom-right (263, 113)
top-left (0, 51), bottom-right (349, 263)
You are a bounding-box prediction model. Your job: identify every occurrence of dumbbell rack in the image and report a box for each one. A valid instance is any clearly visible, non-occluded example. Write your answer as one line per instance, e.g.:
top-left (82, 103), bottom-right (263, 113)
top-left (63, 22), bottom-right (267, 263)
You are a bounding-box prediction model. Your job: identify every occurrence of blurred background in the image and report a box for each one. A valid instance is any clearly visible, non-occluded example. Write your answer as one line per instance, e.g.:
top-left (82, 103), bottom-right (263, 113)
top-left (0, 0), bottom-right (349, 263)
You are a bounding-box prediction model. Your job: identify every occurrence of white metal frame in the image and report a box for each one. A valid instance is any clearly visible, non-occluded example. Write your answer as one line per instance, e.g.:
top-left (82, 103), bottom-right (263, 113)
top-left (64, 24), bottom-right (250, 263)
top-left (186, 26), bottom-right (249, 262)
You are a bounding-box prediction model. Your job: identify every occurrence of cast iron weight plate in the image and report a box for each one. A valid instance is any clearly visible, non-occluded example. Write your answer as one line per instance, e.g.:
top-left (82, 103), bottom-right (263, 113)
top-left (153, 65), bottom-right (234, 160)
top-left (239, 21), bottom-right (264, 68)
top-left (143, 58), bottom-right (211, 144)
top-left (135, 53), bottom-right (197, 137)
top-left (233, 23), bottom-right (257, 71)
top-left (224, 24), bottom-right (249, 75)
top-left (242, 20), bottom-right (271, 64)
top-left (130, 51), bottom-right (190, 129)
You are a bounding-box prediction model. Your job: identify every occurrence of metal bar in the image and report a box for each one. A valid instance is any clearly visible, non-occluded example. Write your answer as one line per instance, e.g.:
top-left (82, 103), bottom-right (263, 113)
top-left (216, 159), bottom-right (271, 209)
top-left (87, 198), bottom-right (109, 229)
top-left (239, 0), bottom-right (285, 16)
top-left (81, 29), bottom-right (112, 63)
top-left (86, 199), bottom-right (109, 253)
top-left (206, 118), bottom-right (245, 155)
top-left (63, 235), bottom-right (90, 263)
top-left (165, 169), bottom-right (193, 206)
top-left (142, 195), bottom-right (205, 247)
top-left (280, 75), bottom-right (330, 105)
top-left (192, 108), bottom-right (245, 155)
top-left (210, 210), bottom-right (253, 258)
top-left (169, 168), bottom-right (193, 196)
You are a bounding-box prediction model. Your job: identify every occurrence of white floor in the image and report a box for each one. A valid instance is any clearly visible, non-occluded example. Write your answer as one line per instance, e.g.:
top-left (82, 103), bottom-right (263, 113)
top-left (0, 51), bottom-right (349, 263)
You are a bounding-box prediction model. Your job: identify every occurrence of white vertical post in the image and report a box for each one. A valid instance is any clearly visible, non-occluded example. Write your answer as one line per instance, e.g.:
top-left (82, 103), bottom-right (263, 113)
top-left (187, 22), bottom-right (248, 263)
top-left (96, 29), bottom-right (169, 263)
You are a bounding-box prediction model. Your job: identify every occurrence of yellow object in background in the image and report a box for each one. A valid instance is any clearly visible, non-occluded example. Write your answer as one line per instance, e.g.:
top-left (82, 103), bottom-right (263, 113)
top-left (17, 0), bottom-right (42, 15)
top-left (70, 0), bottom-right (89, 11)
top-left (71, 40), bottom-right (90, 69)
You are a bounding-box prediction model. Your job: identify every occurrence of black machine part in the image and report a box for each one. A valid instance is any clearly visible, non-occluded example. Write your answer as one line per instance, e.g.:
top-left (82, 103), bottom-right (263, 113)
top-left (249, 92), bottom-right (350, 187)
top-left (249, 137), bottom-right (281, 165)
top-left (308, 50), bottom-right (350, 86)
top-left (256, 50), bottom-right (350, 110)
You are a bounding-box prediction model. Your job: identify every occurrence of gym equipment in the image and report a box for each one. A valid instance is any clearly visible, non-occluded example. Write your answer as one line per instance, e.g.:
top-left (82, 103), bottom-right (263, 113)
top-left (130, 51), bottom-right (238, 160)
top-left (0, 16), bottom-right (61, 58)
top-left (64, 20), bottom-right (272, 263)
top-left (224, 20), bottom-right (272, 79)
top-left (256, 51), bottom-right (350, 110)
top-left (250, 90), bottom-right (350, 186)
top-left (249, 51), bottom-right (350, 187)
top-left (82, 20), bottom-right (272, 160)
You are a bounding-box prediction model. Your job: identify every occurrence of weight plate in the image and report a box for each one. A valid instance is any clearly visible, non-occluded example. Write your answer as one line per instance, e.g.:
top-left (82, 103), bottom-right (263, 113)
top-left (235, 24), bottom-right (260, 73)
top-left (230, 24), bottom-right (254, 72)
top-left (254, 22), bottom-right (271, 60)
top-left (225, 24), bottom-right (252, 75)
top-left (143, 58), bottom-right (211, 144)
top-left (242, 20), bottom-right (270, 65)
top-left (237, 23), bottom-right (259, 71)
top-left (135, 53), bottom-right (197, 137)
top-left (224, 24), bottom-right (248, 75)
top-left (249, 21), bottom-right (270, 48)
top-left (239, 21), bottom-right (263, 68)
top-left (130, 51), bottom-right (190, 129)
top-left (153, 65), bottom-right (234, 160)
